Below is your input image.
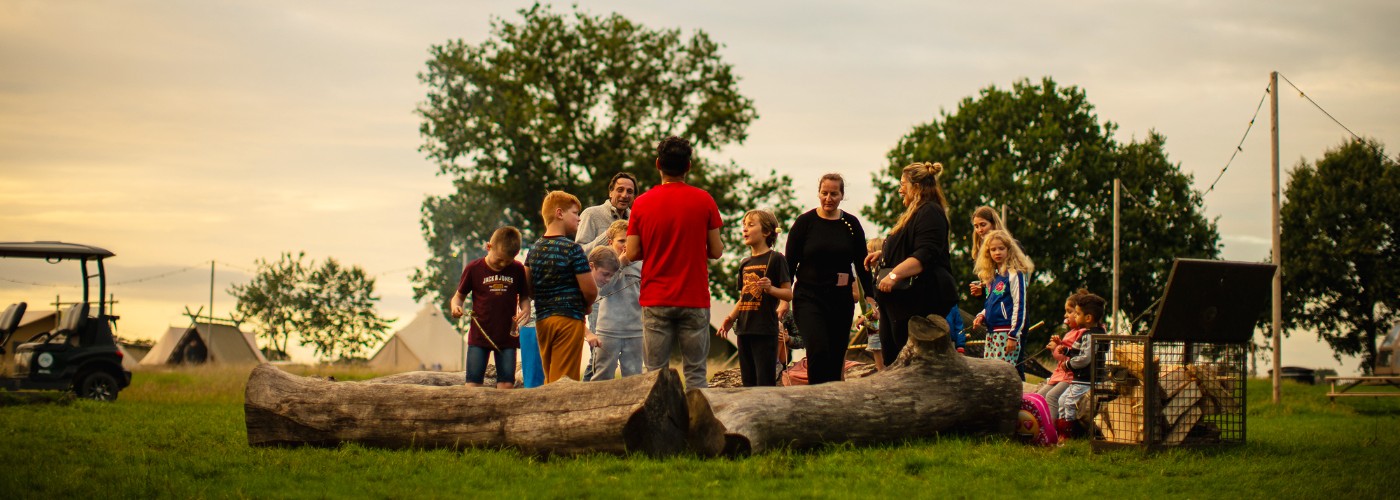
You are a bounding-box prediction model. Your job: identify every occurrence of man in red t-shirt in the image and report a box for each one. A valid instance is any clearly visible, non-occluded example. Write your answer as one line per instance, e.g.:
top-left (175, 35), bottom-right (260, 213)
top-left (625, 136), bottom-right (724, 389)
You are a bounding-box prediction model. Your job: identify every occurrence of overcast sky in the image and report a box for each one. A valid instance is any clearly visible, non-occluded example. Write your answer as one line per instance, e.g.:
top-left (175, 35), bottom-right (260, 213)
top-left (2, 0), bottom-right (1396, 372)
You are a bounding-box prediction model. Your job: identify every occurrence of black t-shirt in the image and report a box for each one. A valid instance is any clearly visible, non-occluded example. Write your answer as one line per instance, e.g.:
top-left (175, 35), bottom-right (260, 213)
top-left (734, 251), bottom-right (791, 336)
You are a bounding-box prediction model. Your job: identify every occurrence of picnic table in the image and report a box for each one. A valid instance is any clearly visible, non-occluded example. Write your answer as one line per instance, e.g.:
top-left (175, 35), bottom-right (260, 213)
top-left (1325, 376), bottom-right (1400, 401)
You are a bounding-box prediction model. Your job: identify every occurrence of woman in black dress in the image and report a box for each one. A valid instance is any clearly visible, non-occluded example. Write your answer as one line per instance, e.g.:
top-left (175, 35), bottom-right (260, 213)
top-left (783, 173), bottom-right (874, 384)
top-left (863, 162), bottom-right (957, 361)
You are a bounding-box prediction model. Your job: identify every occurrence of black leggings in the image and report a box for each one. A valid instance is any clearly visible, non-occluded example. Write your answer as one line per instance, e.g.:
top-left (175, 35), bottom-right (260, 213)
top-left (738, 335), bottom-right (779, 387)
top-left (794, 285), bottom-right (855, 385)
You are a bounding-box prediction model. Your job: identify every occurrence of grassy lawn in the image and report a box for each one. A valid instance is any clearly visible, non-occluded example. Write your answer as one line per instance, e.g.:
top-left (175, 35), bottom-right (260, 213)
top-left (2, 365), bottom-right (1397, 499)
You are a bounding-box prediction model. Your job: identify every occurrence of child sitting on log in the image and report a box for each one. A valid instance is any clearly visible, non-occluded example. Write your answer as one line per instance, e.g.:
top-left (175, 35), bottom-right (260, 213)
top-left (718, 209), bottom-right (792, 387)
top-left (1059, 292), bottom-right (1107, 439)
top-left (450, 226), bottom-right (533, 389)
top-left (1037, 288), bottom-right (1090, 424)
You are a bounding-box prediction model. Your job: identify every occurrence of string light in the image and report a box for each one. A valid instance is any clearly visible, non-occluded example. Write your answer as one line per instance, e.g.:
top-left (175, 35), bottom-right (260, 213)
top-left (1203, 87), bottom-right (1269, 197)
top-left (1120, 184), bottom-right (1171, 220)
top-left (110, 262), bottom-right (209, 285)
top-left (0, 277), bottom-right (76, 288)
top-left (1278, 73), bottom-right (1400, 165)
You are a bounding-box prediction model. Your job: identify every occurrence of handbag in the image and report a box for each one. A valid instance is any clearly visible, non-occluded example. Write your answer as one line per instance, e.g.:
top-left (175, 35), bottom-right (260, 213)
top-left (876, 266), bottom-right (915, 290)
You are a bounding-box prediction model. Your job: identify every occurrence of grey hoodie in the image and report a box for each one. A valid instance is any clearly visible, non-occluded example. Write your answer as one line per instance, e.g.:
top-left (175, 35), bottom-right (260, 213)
top-left (590, 261), bottom-right (643, 338)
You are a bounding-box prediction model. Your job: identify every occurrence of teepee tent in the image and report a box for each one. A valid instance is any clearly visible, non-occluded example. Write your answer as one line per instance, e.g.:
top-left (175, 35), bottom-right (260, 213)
top-left (141, 322), bottom-right (267, 366)
top-left (368, 304), bottom-right (465, 372)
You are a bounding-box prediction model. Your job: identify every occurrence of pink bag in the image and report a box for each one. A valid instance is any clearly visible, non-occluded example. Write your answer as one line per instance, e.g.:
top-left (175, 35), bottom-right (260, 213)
top-left (1017, 393), bottom-right (1059, 446)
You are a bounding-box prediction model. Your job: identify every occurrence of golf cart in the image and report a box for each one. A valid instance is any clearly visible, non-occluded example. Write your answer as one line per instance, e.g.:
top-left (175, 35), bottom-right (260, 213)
top-left (0, 242), bottom-right (132, 401)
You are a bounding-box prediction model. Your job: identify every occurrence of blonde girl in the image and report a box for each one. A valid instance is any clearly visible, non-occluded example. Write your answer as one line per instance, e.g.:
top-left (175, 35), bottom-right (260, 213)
top-left (972, 229), bottom-right (1034, 364)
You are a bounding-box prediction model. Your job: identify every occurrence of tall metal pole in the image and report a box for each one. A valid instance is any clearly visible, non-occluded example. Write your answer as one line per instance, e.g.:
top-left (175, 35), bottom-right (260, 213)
top-left (1113, 178), bottom-right (1121, 334)
top-left (1270, 71), bottom-right (1283, 404)
top-left (210, 260), bottom-right (216, 324)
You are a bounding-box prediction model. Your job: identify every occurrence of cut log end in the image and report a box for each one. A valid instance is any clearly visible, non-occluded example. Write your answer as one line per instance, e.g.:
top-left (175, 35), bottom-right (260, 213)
top-left (622, 367), bottom-right (691, 457)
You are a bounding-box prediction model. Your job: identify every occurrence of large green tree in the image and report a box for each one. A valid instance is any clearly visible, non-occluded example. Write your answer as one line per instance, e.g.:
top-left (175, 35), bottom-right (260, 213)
top-left (414, 4), bottom-right (796, 310)
top-left (864, 78), bottom-right (1220, 345)
top-left (230, 252), bottom-right (393, 362)
top-left (1281, 138), bottom-right (1400, 373)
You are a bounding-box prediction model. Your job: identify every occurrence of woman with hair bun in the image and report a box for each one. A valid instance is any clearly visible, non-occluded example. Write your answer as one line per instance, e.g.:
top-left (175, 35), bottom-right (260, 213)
top-left (783, 173), bottom-right (874, 384)
top-left (863, 162), bottom-right (958, 361)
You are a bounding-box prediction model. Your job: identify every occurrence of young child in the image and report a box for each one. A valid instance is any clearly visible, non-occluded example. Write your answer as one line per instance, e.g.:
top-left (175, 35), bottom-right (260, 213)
top-left (582, 245), bottom-right (619, 363)
top-left (1037, 288), bottom-right (1090, 421)
top-left (859, 237), bottom-right (884, 369)
top-left (588, 220), bottom-right (644, 381)
top-left (718, 209), bottom-right (793, 387)
top-left (1060, 292), bottom-right (1107, 439)
top-left (972, 229), bottom-right (1034, 364)
top-left (525, 191), bottom-right (599, 383)
top-left (450, 226), bottom-right (532, 389)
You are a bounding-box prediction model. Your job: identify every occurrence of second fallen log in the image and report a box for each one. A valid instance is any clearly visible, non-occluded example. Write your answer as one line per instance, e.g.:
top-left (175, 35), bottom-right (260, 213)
top-left (688, 314), bottom-right (1022, 455)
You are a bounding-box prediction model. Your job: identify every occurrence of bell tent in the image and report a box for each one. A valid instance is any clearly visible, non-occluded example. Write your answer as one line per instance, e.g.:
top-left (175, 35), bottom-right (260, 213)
top-left (368, 305), bottom-right (465, 372)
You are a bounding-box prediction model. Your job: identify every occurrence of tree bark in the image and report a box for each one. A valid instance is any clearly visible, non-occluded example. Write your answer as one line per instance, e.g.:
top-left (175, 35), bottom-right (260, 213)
top-left (688, 314), bottom-right (1021, 455)
top-left (244, 364), bottom-right (690, 457)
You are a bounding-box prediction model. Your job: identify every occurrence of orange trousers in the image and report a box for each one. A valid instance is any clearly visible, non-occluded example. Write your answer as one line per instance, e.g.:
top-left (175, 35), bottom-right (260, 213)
top-left (536, 315), bottom-right (586, 383)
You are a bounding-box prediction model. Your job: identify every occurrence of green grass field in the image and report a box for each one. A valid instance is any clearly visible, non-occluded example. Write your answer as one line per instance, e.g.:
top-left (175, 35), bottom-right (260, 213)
top-left (2, 365), bottom-right (1397, 499)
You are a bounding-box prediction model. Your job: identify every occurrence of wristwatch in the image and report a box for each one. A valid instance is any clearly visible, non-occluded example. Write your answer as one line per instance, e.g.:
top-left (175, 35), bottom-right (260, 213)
top-left (886, 271), bottom-right (899, 281)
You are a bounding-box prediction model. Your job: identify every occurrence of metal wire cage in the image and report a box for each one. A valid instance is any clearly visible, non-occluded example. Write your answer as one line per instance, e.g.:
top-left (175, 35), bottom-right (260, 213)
top-left (1090, 334), bottom-right (1248, 450)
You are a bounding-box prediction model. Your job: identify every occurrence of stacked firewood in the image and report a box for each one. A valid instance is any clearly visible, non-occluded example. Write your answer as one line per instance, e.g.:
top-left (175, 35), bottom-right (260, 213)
top-left (1094, 344), bottom-right (1240, 445)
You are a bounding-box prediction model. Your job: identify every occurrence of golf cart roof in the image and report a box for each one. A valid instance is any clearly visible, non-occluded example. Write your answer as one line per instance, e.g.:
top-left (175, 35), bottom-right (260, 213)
top-left (0, 242), bottom-right (115, 260)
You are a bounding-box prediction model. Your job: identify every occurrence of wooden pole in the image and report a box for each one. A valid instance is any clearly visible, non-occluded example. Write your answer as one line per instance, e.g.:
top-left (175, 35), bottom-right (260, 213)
top-left (1270, 71), bottom-right (1283, 404)
top-left (1113, 178), bottom-right (1121, 334)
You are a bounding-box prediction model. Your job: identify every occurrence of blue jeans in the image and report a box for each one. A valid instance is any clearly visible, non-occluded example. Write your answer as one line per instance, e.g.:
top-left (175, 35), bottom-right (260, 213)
top-left (466, 346), bottom-right (517, 385)
top-left (642, 306), bottom-right (710, 389)
top-left (1059, 383), bottom-right (1092, 420)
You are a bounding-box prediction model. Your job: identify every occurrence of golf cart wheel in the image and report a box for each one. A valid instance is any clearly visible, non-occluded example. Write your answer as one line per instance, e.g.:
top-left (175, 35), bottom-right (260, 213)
top-left (77, 371), bottom-right (119, 402)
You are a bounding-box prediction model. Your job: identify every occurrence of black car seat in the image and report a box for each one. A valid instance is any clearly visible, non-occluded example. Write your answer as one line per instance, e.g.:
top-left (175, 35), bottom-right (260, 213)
top-left (48, 303), bottom-right (89, 346)
top-left (0, 302), bottom-right (28, 352)
top-left (0, 302), bottom-right (27, 335)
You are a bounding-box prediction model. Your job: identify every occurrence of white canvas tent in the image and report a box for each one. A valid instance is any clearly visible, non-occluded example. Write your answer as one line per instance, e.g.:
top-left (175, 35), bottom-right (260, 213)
top-left (116, 344), bottom-right (140, 371)
top-left (368, 304), bottom-right (465, 372)
top-left (141, 322), bottom-right (267, 366)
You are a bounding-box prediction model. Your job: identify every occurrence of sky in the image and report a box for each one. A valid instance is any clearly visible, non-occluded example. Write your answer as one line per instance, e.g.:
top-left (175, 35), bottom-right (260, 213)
top-left (2, 0), bottom-right (1396, 373)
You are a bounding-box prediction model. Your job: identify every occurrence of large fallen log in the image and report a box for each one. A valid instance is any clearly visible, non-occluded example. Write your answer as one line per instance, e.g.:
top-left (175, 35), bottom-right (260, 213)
top-left (688, 314), bottom-right (1021, 455)
top-left (244, 364), bottom-right (690, 456)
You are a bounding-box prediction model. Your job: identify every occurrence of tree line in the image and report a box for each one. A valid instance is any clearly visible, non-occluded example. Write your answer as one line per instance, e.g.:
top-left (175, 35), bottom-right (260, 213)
top-left (231, 4), bottom-right (1396, 372)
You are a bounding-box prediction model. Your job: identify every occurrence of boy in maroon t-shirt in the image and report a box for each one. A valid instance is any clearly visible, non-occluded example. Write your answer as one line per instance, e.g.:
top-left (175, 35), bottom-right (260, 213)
top-left (451, 226), bottom-right (532, 389)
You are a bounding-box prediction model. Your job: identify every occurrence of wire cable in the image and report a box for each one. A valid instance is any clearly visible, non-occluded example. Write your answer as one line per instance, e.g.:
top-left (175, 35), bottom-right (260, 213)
top-left (1120, 184), bottom-right (1172, 220)
top-left (1203, 87), bottom-right (1269, 197)
top-left (217, 261), bottom-right (258, 274)
top-left (110, 262), bottom-right (209, 285)
top-left (0, 277), bottom-right (77, 288)
top-left (1278, 73), bottom-right (1400, 165)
